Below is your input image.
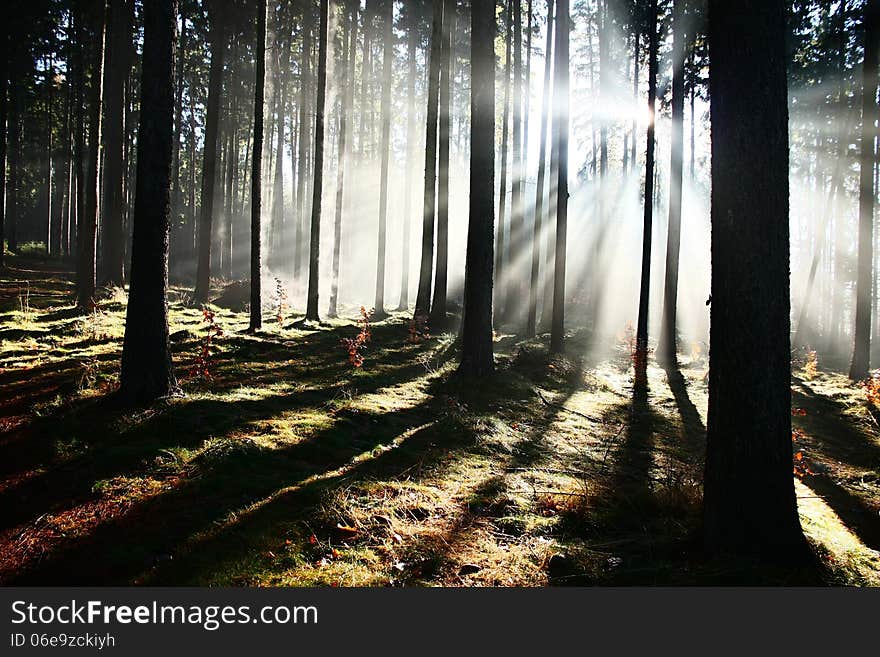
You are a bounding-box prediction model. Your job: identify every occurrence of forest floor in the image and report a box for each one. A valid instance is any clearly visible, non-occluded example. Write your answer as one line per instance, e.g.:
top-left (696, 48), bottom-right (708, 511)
top-left (1, 251), bottom-right (879, 586)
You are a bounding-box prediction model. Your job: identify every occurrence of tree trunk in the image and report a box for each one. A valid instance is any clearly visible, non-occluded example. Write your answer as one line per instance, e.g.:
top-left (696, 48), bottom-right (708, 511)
top-left (329, 3), bottom-right (358, 319)
top-left (494, 0), bottom-right (512, 320)
top-left (295, 21), bottom-right (312, 282)
top-left (850, 0), bottom-right (880, 381)
top-left (250, 0), bottom-right (267, 331)
top-left (430, 0), bottom-right (453, 326)
top-left (504, 0), bottom-right (524, 328)
top-left (194, 2), bottom-right (227, 304)
top-left (305, 0), bottom-right (329, 322)
top-left (414, 0), bottom-right (444, 320)
top-left (375, 0), bottom-right (395, 319)
top-left (658, 0), bottom-right (686, 366)
top-left (526, 0), bottom-right (554, 337)
top-left (120, 0), bottom-right (179, 404)
top-left (549, 0), bottom-right (569, 355)
top-left (634, 0), bottom-right (658, 388)
top-left (77, 1), bottom-right (107, 309)
top-left (397, 8), bottom-right (419, 311)
top-left (0, 25), bottom-right (7, 267)
top-left (459, 0), bottom-right (495, 378)
top-left (703, 0), bottom-right (807, 557)
top-left (102, 0), bottom-right (132, 286)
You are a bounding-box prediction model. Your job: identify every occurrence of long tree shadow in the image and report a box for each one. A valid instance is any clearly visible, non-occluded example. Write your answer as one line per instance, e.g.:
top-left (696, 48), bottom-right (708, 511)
top-left (663, 365), bottom-right (707, 456)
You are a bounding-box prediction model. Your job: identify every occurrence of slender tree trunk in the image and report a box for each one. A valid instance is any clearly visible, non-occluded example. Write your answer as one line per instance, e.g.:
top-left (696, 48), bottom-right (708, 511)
top-left (375, 0), bottom-right (396, 319)
top-left (77, 1), bottom-right (107, 309)
top-left (0, 26), bottom-right (7, 267)
top-left (631, 31), bottom-right (638, 173)
top-left (120, 0), bottom-right (179, 405)
top-left (658, 0), bottom-right (686, 365)
top-left (633, 0), bottom-right (658, 388)
top-left (102, 0), bottom-right (132, 285)
top-left (703, 0), bottom-right (807, 557)
top-left (430, 0), bottom-right (453, 326)
top-left (44, 56), bottom-right (54, 257)
top-left (494, 0), bottom-right (512, 319)
top-left (270, 19), bottom-right (289, 265)
top-left (295, 21), bottom-right (312, 282)
top-left (250, 0), bottom-right (268, 331)
top-left (305, 0), bottom-right (329, 322)
top-left (170, 11), bottom-right (186, 268)
top-left (850, 0), bottom-right (880, 380)
top-left (8, 26), bottom-right (23, 255)
top-left (194, 3), bottom-right (227, 304)
top-left (526, 0), bottom-right (554, 337)
top-left (414, 0), bottom-right (445, 319)
top-left (549, 0), bottom-right (569, 354)
top-left (459, 0), bottom-right (496, 378)
top-left (504, 0), bottom-right (524, 327)
top-left (397, 9), bottom-right (419, 311)
top-left (330, 3), bottom-right (357, 319)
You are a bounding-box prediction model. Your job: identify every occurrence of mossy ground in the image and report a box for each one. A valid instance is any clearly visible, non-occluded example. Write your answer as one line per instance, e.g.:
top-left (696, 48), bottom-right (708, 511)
top-left (1, 253), bottom-right (878, 586)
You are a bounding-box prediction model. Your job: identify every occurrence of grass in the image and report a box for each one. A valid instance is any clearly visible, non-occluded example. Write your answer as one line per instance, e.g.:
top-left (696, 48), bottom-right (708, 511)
top-left (1, 252), bottom-right (878, 586)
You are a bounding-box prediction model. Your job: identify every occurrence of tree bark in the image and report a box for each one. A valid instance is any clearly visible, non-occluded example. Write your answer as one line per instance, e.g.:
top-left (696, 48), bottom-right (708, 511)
top-left (526, 0), bottom-right (554, 337)
top-left (375, 0), bottom-right (396, 319)
top-left (77, 0), bottom-right (107, 309)
top-left (250, 0), bottom-right (267, 331)
top-left (397, 7), bottom-right (419, 311)
top-left (703, 0), bottom-right (807, 557)
top-left (850, 0), bottom-right (880, 381)
top-left (120, 0), bottom-right (179, 405)
top-left (549, 0), bottom-right (569, 355)
top-left (459, 0), bottom-right (495, 378)
top-left (634, 0), bottom-right (657, 388)
top-left (494, 0), bottom-right (512, 320)
top-left (194, 1), bottom-right (227, 304)
top-left (305, 0), bottom-right (329, 322)
top-left (414, 0), bottom-right (444, 320)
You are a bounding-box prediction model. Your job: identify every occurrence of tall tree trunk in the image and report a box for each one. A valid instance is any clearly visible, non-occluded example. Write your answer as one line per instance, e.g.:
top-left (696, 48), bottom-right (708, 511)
top-left (295, 21), bottom-right (312, 282)
top-left (0, 25), bottom-right (7, 267)
top-left (120, 0), bottom-right (179, 404)
top-left (77, 1), bottom-right (107, 309)
top-left (102, 0), bottom-right (133, 286)
top-left (330, 2), bottom-right (357, 319)
top-left (633, 0), bottom-right (658, 388)
top-left (850, 0), bottom-right (880, 381)
top-left (658, 0), bottom-right (686, 365)
top-left (45, 56), bottom-right (54, 256)
top-left (526, 0), bottom-right (554, 337)
top-left (703, 0), bottom-right (807, 557)
top-left (549, 0), bottom-right (568, 354)
top-left (250, 0), bottom-right (267, 331)
top-left (631, 30), bottom-right (638, 173)
top-left (414, 0), bottom-right (444, 319)
top-left (504, 0), bottom-right (524, 327)
top-left (8, 23), bottom-right (24, 256)
top-left (375, 0), bottom-right (395, 319)
top-left (397, 8), bottom-right (419, 311)
top-left (194, 2), bottom-right (227, 304)
top-left (430, 0), bottom-right (453, 326)
top-left (305, 0), bottom-right (329, 322)
top-left (459, 0), bottom-right (495, 378)
top-left (494, 0), bottom-right (512, 320)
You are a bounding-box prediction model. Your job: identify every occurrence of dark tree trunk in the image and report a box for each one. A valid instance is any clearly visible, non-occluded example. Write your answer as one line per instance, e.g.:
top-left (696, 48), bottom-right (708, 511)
top-left (330, 2), bottom-right (357, 319)
top-left (494, 0), bottom-right (512, 320)
top-left (659, 0), bottom-right (686, 366)
top-left (459, 0), bottom-right (495, 378)
top-left (8, 24), bottom-right (24, 255)
top-left (850, 0), bottom-right (880, 381)
top-left (634, 0), bottom-right (658, 388)
top-left (0, 25), bottom-right (7, 267)
top-left (77, 1), bottom-right (107, 309)
top-left (120, 0), bottom-right (179, 405)
top-left (526, 0), bottom-right (554, 337)
top-left (414, 0), bottom-right (444, 320)
top-left (430, 0), bottom-right (453, 326)
top-left (102, 0), bottom-right (133, 286)
top-left (397, 8), bottom-right (419, 311)
top-left (305, 0), bottom-right (329, 322)
top-left (375, 0), bottom-right (395, 319)
top-left (549, 0), bottom-right (569, 355)
top-left (250, 0), bottom-right (267, 331)
top-left (194, 2), bottom-right (227, 304)
top-left (703, 0), bottom-right (807, 557)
